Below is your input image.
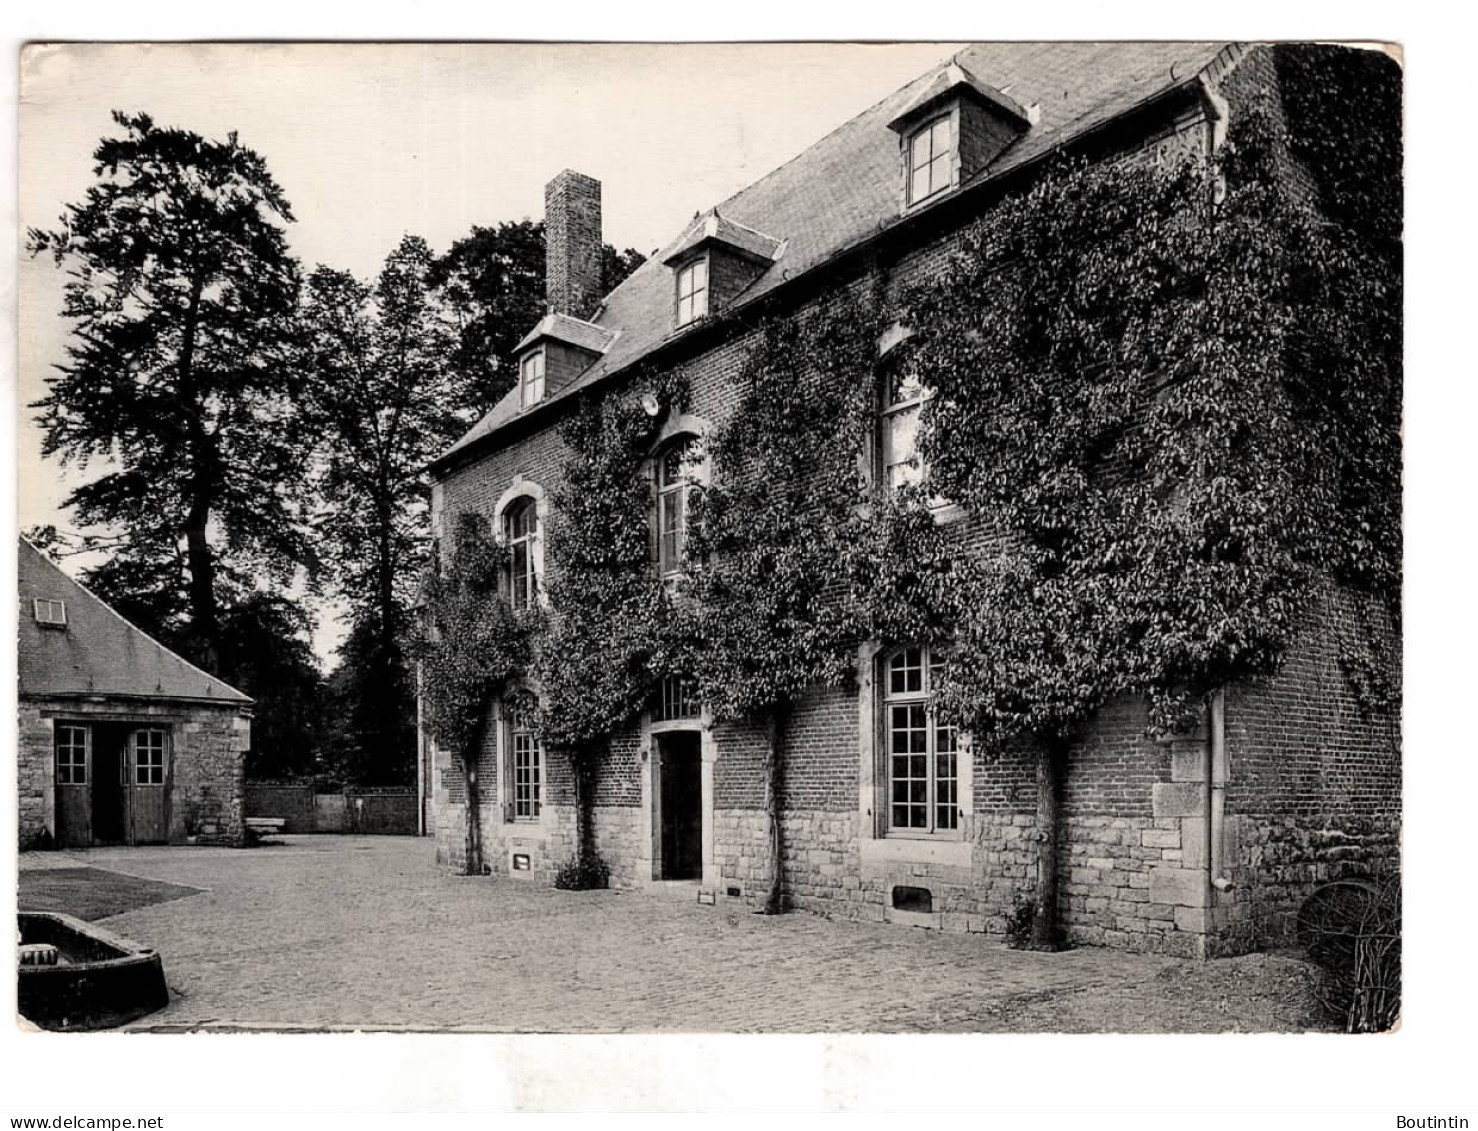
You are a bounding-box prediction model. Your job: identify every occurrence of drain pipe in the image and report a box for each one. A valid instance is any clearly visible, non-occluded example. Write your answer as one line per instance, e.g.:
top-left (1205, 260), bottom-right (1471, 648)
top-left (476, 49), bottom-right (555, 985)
top-left (1207, 689), bottom-right (1233, 897)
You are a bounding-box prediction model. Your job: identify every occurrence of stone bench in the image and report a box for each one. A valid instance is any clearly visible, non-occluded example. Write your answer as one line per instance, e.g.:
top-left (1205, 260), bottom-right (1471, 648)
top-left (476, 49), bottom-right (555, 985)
top-left (244, 817), bottom-right (286, 843)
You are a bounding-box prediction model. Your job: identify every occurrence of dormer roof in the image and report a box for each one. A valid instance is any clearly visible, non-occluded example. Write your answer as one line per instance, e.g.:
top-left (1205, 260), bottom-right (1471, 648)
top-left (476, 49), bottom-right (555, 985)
top-left (661, 209), bottom-right (784, 268)
top-left (887, 60), bottom-right (1036, 135)
top-left (514, 311), bottom-right (617, 356)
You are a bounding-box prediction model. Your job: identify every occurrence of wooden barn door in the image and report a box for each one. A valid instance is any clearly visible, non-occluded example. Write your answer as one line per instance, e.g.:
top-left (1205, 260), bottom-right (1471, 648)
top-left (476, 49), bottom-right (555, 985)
top-left (128, 728), bottom-right (170, 845)
top-left (53, 723), bottom-right (92, 848)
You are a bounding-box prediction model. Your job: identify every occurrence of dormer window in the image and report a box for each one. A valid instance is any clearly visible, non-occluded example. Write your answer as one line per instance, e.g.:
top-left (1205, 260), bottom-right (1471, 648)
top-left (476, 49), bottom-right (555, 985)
top-left (676, 257), bottom-right (709, 327)
top-left (520, 349), bottom-right (546, 407)
top-left (33, 598), bottom-right (67, 628)
top-left (888, 61), bottom-right (1035, 213)
top-left (907, 116), bottom-right (954, 205)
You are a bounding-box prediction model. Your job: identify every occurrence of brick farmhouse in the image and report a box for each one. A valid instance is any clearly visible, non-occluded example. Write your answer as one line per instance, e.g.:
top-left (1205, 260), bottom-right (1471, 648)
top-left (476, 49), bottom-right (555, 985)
top-left (17, 538), bottom-right (252, 849)
top-left (421, 43), bottom-right (1400, 958)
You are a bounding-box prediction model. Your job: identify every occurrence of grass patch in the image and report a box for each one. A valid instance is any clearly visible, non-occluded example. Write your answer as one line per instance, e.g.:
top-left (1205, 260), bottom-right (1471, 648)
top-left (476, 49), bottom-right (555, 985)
top-left (18, 868), bottom-right (203, 921)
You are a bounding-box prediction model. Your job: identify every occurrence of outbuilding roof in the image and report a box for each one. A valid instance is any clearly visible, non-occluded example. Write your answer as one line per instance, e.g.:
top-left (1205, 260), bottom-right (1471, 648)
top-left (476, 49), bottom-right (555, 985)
top-left (434, 41), bottom-right (1232, 470)
top-left (16, 539), bottom-right (253, 705)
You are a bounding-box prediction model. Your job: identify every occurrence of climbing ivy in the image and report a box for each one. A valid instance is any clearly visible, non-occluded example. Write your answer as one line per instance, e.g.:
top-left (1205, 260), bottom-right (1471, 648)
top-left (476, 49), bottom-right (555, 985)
top-left (414, 518), bottom-right (533, 875)
top-left (682, 299), bottom-right (878, 910)
top-left (530, 369), bottom-right (689, 881)
top-left (870, 44), bottom-right (1400, 942)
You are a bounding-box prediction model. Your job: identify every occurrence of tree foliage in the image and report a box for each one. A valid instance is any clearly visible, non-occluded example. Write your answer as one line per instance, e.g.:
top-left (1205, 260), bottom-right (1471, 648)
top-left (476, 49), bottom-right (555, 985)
top-left (28, 111), bottom-right (312, 671)
top-left (300, 234), bottom-right (468, 783)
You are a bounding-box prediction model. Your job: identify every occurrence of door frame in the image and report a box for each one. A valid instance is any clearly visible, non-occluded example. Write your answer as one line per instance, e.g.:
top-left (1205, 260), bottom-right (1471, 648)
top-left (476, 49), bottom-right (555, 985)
top-left (641, 714), bottom-right (716, 887)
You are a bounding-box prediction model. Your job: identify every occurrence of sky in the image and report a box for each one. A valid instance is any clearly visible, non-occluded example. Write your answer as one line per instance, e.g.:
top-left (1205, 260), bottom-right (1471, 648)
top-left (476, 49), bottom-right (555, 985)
top-left (16, 41), bottom-right (962, 658)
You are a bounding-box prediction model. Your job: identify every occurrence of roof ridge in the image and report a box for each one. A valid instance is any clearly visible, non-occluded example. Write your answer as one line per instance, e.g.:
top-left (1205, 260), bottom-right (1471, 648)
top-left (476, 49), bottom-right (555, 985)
top-left (18, 537), bottom-right (254, 703)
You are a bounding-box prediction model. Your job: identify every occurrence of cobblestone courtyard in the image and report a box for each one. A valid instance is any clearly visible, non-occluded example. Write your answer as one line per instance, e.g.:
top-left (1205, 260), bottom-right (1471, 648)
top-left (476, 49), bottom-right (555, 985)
top-left (20, 836), bottom-right (1321, 1033)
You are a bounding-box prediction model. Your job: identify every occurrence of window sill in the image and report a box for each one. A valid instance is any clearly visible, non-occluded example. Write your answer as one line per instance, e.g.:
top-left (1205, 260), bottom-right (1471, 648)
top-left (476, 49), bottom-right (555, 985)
top-left (858, 836), bottom-right (972, 869)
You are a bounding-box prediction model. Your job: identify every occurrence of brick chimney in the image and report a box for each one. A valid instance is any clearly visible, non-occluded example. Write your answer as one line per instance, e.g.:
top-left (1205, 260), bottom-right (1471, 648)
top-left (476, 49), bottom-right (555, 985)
top-left (544, 170), bottom-right (603, 319)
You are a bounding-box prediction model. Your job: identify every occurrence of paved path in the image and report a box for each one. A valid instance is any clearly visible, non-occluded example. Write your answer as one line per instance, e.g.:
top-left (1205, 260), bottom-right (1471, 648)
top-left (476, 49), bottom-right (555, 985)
top-left (35, 836), bottom-right (1176, 1032)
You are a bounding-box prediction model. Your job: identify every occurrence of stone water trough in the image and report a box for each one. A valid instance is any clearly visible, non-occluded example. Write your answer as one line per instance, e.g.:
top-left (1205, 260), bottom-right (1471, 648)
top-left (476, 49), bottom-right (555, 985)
top-left (17, 912), bottom-right (169, 1030)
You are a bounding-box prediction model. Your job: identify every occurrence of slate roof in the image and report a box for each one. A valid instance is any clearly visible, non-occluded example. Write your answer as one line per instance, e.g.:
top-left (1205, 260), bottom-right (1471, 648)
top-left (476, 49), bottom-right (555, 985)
top-left (886, 60), bottom-right (1035, 133)
top-left (661, 209), bottom-right (785, 267)
top-left (16, 539), bottom-right (253, 705)
top-left (514, 311), bottom-right (617, 355)
top-left (434, 41), bottom-right (1232, 470)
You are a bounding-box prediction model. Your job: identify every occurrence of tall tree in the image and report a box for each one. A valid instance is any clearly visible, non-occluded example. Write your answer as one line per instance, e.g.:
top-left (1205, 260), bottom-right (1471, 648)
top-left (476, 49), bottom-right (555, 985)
top-left (300, 234), bottom-right (464, 783)
top-left (28, 111), bottom-right (311, 672)
top-left (431, 221), bottom-right (646, 417)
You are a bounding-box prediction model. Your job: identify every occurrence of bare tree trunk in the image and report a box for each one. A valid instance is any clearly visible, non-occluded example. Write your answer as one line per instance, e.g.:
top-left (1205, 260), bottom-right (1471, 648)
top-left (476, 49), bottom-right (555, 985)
top-left (574, 751), bottom-right (597, 863)
top-left (184, 496), bottom-right (219, 673)
top-left (179, 272), bottom-right (220, 675)
top-left (1031, 737), bottom-right (1067, 949)
top-left (462, 757), bottom-right (481, 876)
top-left (763, 707), bottom-right (787, 915)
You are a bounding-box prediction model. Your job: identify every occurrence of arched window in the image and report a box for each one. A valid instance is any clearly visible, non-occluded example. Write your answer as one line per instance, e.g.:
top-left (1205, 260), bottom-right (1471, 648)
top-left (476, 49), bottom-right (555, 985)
top-left (505, 497), bottom-right (539, 612)
top-left (882, 645), bottom-right (958, 834)
top-left (656, 436), bottom-right (702, 577)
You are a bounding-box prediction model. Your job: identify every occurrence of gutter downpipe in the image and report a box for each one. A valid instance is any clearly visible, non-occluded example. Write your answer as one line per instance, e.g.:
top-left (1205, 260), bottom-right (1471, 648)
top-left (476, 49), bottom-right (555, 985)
top-left (1206, 689), bottom-right (1233, 951)
top-left (416, 661), bottom-right (427, 838)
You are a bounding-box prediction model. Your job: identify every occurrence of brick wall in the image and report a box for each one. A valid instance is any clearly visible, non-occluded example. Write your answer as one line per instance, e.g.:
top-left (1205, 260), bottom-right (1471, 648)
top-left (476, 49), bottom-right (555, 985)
top-left (1213, 584), bottom-right (1400, 953)
top-left (244, 781), bottom-right (316, 832)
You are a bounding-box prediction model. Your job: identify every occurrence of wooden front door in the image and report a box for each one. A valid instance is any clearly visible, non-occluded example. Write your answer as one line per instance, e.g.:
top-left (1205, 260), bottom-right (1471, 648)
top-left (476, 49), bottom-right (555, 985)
top-left (128, 728), bottom-right (170, 845)
top-left (53, 723), bottom-right (92, 848)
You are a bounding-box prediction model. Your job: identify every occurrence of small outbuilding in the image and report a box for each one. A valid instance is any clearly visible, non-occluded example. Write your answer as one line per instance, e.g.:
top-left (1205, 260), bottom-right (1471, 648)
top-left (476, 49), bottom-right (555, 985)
top-left (17, 538), bottom-right (252, 849)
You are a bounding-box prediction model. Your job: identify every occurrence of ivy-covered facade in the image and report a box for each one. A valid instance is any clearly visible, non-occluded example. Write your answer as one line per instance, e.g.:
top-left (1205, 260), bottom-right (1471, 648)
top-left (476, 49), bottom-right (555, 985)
top-left (422, 43), bottom-right (1400, 958)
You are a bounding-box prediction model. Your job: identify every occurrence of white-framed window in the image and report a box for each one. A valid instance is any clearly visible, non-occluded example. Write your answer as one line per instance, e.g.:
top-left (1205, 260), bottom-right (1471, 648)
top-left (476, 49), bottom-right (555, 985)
top-left (134, 729), bottom-right (167, 786)
top-left (676, 257), bottom-right (709, 327)
top-left (33, 598), bottom-right (67, 628)
top-left (507, 698), bottom-right (542, 820)
top-left (55, 724), bottom-right (88, 785)
top-left (656, 436), bottom-right (703, 577)
top-left (907, 115), bottom-right (954, 205)
top-left (880, 363), bottom-right (928, 493)
top-left (882, 646), bottom-right (958, 835)
top-left (520, 349), bottom-right (546, 407)
top-left (505, 497), bottom-right (539, 612)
